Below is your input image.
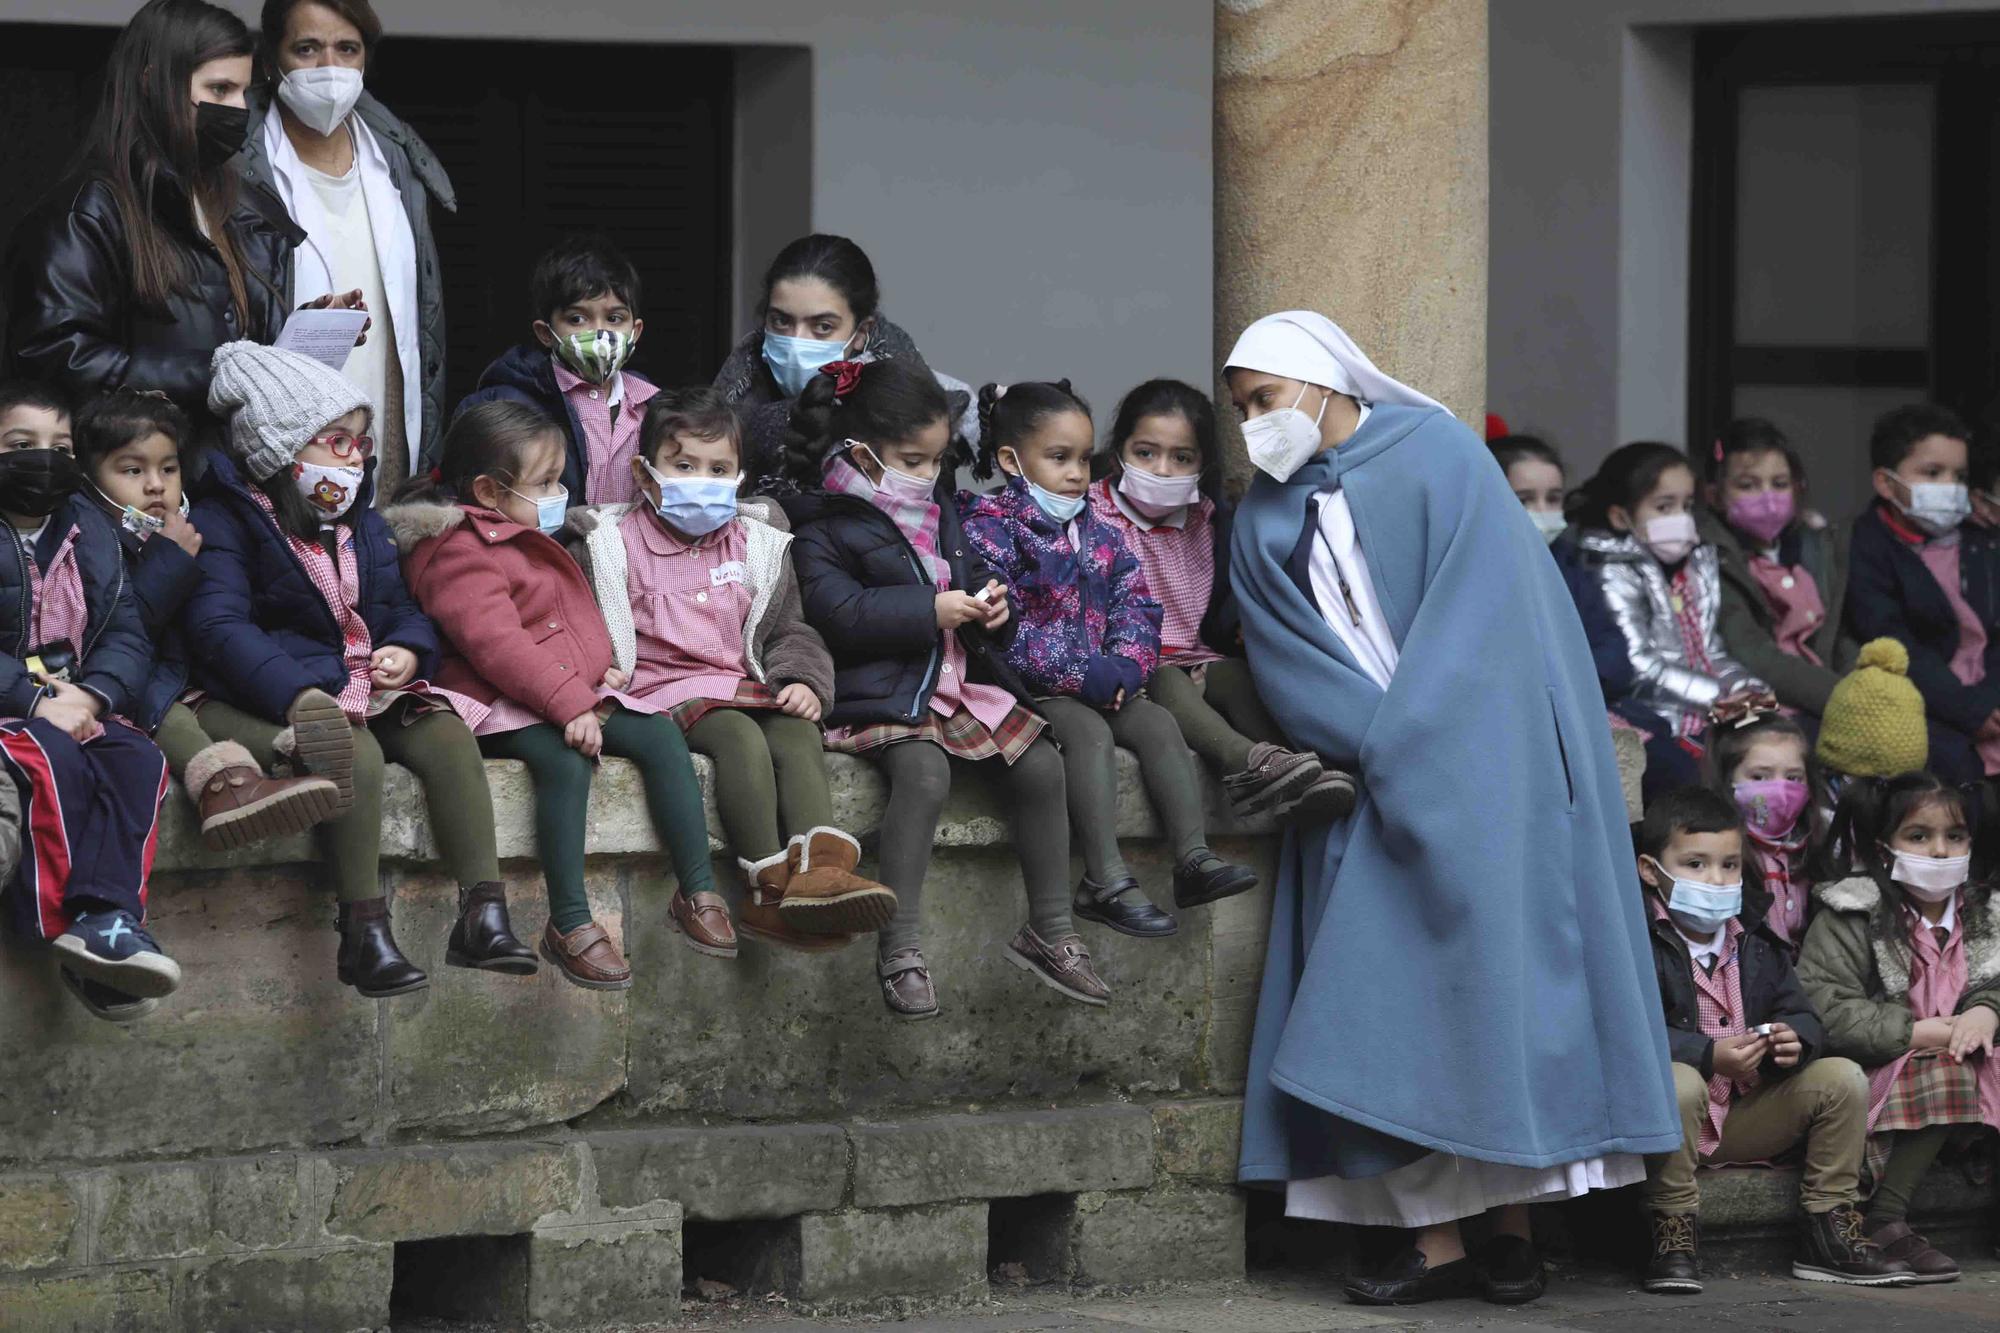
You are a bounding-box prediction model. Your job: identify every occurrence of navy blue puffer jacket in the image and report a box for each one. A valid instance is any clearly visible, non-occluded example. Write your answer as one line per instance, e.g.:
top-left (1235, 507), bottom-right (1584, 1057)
top-left (0, 497), bottom-right (152, 720)
top-left (186, 450), bottom-right (439, 723)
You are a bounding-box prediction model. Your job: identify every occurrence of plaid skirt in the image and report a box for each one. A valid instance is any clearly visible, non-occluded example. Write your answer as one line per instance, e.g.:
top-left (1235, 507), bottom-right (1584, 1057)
top-left (1863, 1050), bottom-right (1985, 1185)
top-left (827, 701), bottom-right (1046, 765)
top-left (664, 678), bottom-right (783, 732)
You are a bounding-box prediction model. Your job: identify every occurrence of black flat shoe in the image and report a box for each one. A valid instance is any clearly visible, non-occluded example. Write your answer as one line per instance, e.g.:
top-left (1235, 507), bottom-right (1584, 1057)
top-left (1344, 1247), bottom-right (1481, 1306)
top-left (1172, 852), bottom-right (1259, 909)
top-left (1475, 1234), bottom-right (1548, 1305)
top-left (1072, 875), bottom-right (1178, 938)
top-left (444, 882), bottom-right (538, 975)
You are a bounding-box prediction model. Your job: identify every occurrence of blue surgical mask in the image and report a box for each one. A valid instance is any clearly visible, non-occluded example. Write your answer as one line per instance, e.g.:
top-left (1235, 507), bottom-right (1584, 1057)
top-left (762, 331), bottom-right (853, 398)
top-left (1645, 856), bottom-right (1742, 935)
top-left (1004, 458), bottom-right (1086, 524)
top-left (505, 483), bottom-right (569, 536)
top-left (642, 458), bottom-right (740, 537)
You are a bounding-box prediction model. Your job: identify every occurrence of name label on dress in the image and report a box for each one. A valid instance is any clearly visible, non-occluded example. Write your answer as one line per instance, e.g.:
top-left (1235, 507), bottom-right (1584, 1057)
top-left (710, 561), bottom-right (748, 587)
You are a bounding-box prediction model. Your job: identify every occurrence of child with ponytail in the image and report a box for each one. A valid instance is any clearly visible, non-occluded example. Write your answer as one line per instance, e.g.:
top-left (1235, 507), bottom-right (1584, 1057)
top-left (1086, 379), bottom-right (1351, 823)
top-left (962, 381), bottom-right (1258, 941)
top-left (387, 400), bottom-right (722, 988)
top-left (1800, 770), bottom-right (2000, 1283)
top-left (780, 358), bottom-right (1098, 1016)
top-left (1704, 709), bottom-right (1832, 957)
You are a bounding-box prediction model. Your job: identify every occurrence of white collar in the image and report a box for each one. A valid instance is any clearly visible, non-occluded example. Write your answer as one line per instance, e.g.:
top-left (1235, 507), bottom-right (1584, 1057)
top-left (1109, 481), bottom-right (1189, 531)
top-left (1914, 894), bottom-right (1960, 934)
top-left (1684, 922), bottom-right (1728, 967)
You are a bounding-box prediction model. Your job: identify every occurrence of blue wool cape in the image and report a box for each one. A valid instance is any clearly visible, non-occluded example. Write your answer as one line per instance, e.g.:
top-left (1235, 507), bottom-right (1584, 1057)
top-left (1231, 403), bottom-right (1680, 1184)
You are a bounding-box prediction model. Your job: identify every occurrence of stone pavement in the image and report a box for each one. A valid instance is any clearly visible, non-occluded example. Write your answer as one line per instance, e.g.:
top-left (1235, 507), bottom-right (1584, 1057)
top-left (653, 1259), bottom-right (2000, 1332)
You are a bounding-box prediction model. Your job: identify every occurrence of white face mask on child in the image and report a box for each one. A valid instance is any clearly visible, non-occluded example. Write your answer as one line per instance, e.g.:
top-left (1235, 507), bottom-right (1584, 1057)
top-left (1638, 512), bottom-right (1698, 565)
top-left (293, 460), bottom-right (364, 522)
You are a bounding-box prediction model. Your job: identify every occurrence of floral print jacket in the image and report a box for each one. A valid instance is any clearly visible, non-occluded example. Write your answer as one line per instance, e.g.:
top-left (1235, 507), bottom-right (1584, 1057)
top-left (960, 477), bottom-right (1162, 699)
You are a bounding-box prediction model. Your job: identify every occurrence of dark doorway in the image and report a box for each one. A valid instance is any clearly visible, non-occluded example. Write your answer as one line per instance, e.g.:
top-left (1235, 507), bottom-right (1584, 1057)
top-left (0, 24), bottom-right (734, 406)
top-left (1690, 16), bottom-right (2000, 522)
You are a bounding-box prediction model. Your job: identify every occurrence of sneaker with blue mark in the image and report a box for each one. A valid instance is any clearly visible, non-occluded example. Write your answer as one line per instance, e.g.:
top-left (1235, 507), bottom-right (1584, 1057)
top-left (51, 909), bottom-right (181, 998)
top-left (58, 965), bottom-right (158, 1024)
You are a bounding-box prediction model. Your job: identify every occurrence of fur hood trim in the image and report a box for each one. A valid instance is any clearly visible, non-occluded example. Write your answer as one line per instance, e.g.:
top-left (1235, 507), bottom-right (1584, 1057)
top-left (381, 500), bottom-right (467, 549)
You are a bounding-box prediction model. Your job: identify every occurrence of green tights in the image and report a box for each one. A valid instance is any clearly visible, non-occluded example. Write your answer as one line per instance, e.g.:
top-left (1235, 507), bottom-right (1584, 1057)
top-left (1145, 659), bottom-right (1286, 776)
top-left (1868, 1124), bottom-right (1955, 1223)
top-left (480, 708), bottom-right (717, 932)
top-left (683, 707), bottom-right (833, 861)
top-left (196, 699), bottom-right (500, 902)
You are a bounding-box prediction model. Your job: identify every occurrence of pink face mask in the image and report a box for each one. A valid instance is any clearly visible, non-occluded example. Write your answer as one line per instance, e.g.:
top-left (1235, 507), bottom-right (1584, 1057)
top-left (1734, 778), bottom-right (1809, 840)
top-left (1727, 489), bottom-right (1795, 546)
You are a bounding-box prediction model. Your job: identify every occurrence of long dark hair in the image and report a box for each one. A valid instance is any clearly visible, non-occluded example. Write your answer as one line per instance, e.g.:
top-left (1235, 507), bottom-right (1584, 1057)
top-left (78, 0), bottom-right (257, 321)
top-left (783, 359), bottom-right (952, 487)
top-left (1825, 770), bottom-right (1972, 913)
top-left (1571, 441), bottom-right (1694, 532)
top-left (1091, 379), bottom-right (1222, 502)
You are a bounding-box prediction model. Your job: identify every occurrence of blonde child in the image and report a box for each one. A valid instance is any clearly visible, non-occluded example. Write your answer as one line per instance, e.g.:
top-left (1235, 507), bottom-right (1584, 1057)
top-left (1801, 771), bottom-right (2000, 1284)
top-left (189, 342), bottom-right (531, 997)
top-left (1086, 379), bottom-right (1350, 823)
top-left (389, 401), bottom-right (723, 988)
top-left (565, 387), bottom-right (892, 952)
top-left (962, 380), bottom-right (1257, 939)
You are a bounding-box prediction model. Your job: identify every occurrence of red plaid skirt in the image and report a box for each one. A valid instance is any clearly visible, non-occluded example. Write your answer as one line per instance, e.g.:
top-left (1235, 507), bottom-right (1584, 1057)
top-left (665, 678), bottom-right (783, 732)
top-left (828, 701), bottom-right (1046, 765)
top-left (1863, 1050), bottom-right (1985, 1185)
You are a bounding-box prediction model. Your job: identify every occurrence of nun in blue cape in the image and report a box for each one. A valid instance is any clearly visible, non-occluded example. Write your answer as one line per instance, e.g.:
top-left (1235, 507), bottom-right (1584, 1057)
top-left (1224, 313), bottom-right (1679, 1290)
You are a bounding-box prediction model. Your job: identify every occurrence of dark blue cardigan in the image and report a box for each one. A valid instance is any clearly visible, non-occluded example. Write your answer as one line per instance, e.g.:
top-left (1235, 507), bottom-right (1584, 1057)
top-left (1845, 503), bottom-right (2000, 735)
top-left (186, 450), bottom-right (439, 724)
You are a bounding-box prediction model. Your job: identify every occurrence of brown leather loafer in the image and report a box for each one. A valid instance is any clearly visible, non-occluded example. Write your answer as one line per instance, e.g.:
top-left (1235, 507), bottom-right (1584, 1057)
top-left (539, 920), bottom-right (632, 990)
top-left (778, 827), bottom-right (898, 933)
top-left (1866, 1217), bottom-right (1960, 1284)
top-left (187, 741), bottom-right (341, 852)
top-left (1006, 924), bottom-right (1110, 1006)
top-left (668, 890), bottom-right (738, 959)
top-left (878, 948), bottom-right (939, 1020)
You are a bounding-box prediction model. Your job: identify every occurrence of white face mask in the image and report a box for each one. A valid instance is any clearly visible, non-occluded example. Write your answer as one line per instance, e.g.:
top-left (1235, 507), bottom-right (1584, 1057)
top-left (1888, 477), bottom-right (1971, 538)
top-left (1241, 384), bottom-right (1327, 483)
top-left (1888, 848), bottom-right (1970, 904)
top-left (293, 459), bottom-right (364, 522)
top-left (1529, 509), bottom-right (1567, 544)
top-left (1116, 465), bottom-right (1202, 519)
top-left (1638, 511), bottom-right (1698, 565)
top-left (278, 66), bottom-right (365, 138)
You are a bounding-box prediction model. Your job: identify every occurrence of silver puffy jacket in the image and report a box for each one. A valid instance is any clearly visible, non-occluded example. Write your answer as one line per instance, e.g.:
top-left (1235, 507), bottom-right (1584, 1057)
top-left (1577, 530), bottom-right (1766, 717)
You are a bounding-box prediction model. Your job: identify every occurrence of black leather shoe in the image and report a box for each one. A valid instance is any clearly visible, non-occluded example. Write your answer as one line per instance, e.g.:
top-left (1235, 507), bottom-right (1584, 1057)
top-left (1643, 1212), bottom-right (1702, 1294)
top-left (1172, 852), bottom-right (1259, 909)
top-left (445, 882), bottom-right (539, 975)
top-left (1475, 1234), bottom-right (1547, 1304)
top-left (1343, 1246), bottom-right (1481, 1305)
top-left (336, 897), bottom-right (428, 997)
top-left (1072, 875), bottom-right (1178, 938)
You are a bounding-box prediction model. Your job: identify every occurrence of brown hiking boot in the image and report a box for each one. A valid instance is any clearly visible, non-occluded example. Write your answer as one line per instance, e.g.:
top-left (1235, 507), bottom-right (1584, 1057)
top-left (1792, 1204), bottom-right (1915, 1286)
top-left (187, 741), bottom-right (341, 851)
top-left (668, 889), bottom-right (738, 959)
top-left (777, 827), bottom-right (898, 933)
top-left (736, 850), bottom-right (854, 953)
top-left (538, 920), bottom-right (632, 990)
top-left (1006, 924), bottom-right (1110, 1006)
top-left (1865, 1217), bottom-right (1960, 1284)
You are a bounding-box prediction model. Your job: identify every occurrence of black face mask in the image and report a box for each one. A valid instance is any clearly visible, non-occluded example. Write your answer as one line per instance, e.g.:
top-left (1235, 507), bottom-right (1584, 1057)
top-left (0, 449), bottom-right (85, 519)
top-left (194, 100), bottom-right (250, 169)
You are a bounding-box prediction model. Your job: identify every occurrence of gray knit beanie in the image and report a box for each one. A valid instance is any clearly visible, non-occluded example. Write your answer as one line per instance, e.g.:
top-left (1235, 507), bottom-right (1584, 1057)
top-left (208, 341), bottom-right (373, 481)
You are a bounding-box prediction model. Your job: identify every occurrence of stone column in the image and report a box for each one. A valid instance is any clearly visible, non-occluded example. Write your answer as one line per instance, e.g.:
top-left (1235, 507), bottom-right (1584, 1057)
top-left (1214, 0), bottom-right (1488, 472)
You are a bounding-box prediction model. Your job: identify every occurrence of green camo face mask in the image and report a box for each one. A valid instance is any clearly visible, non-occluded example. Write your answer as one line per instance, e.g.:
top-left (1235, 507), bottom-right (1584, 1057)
top-left (549, 328), bottom-right (635, 385)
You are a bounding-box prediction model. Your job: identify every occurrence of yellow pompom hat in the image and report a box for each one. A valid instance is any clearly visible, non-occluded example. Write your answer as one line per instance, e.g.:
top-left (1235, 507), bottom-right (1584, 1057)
top-left (1815, 639), bottom-right (1929, 778)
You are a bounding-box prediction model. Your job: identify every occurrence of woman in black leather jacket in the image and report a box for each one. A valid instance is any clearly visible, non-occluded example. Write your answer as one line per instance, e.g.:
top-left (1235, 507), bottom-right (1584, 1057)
top-left (3, 0), bottom-right (346, 433)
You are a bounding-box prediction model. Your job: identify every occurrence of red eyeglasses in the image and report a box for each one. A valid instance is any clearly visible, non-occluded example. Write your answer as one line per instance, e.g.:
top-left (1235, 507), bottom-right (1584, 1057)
top-left (310, 430), bottom-right (374, 460)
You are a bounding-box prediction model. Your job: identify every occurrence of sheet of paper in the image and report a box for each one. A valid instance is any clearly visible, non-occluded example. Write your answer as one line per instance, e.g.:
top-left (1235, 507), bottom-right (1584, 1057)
top-left (273, 308), bottom-right (369, 370)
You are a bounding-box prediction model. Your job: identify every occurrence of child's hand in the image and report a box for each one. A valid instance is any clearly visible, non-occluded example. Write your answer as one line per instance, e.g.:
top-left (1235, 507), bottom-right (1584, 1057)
top-left (978, 581), bottom-right (1010, 630)
top-left (1712, 1031), bottom-right (1770, 1081)
top-left (1764, 1021), bottom-right (1804, 1068)
top-left (160, 509), bottom-right (203, 557)
top-left (33, 683), bottom-right (103, 743)
top-left (935, 591), bottom-right (986, 629)
top-left (1077, 654), bottom-right (1142, 709)
top-left (370, 646), bottom-right (417, 689)
top-left (1947, 1007), bottom-right (1999, 1062)
top-left (564, 708), bottom-right (604, 758)
top-left (1912, 1017), bottom-right (1955, 1051)
top-left (602, 667), bottom-right (630, 692)
top-left (776, 683), bottom-right (822, 723)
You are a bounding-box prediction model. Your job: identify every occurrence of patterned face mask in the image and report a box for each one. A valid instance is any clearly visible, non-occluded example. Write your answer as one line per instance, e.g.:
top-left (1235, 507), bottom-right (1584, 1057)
top-left (548, 328), bottom-right (635, 385)
top-left (293, 459), bottom-right (364, 521)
